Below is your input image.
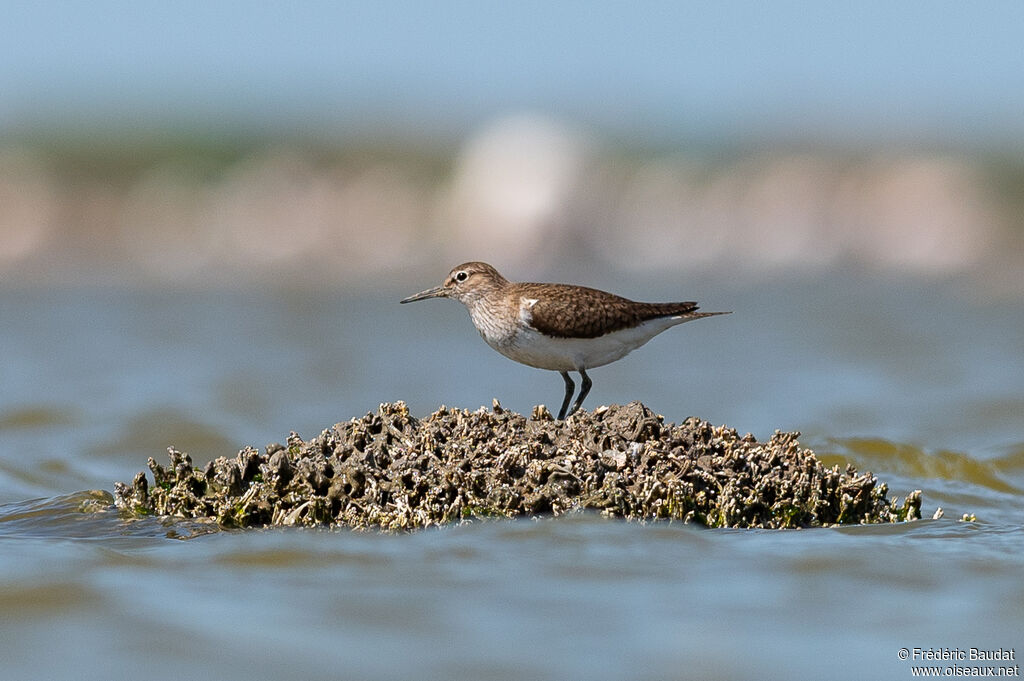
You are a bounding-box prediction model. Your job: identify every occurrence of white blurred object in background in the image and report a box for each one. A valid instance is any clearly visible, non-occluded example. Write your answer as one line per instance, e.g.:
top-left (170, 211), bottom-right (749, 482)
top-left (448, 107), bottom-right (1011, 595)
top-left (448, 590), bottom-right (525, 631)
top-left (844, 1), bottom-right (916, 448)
top-left (440, 114), bottom-right (589, 268)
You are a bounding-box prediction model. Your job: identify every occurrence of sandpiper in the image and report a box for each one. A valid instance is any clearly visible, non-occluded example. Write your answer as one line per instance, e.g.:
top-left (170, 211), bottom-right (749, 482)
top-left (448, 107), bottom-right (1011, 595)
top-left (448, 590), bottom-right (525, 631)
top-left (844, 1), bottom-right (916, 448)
top-left (401, 262), bottom-right (729, 420)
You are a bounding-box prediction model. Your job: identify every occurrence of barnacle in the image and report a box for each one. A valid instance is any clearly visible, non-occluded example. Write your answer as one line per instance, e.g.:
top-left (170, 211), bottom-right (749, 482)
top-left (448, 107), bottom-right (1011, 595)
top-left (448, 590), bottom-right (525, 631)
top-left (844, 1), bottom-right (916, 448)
top-left (114, 402), bottom-right (922, 531)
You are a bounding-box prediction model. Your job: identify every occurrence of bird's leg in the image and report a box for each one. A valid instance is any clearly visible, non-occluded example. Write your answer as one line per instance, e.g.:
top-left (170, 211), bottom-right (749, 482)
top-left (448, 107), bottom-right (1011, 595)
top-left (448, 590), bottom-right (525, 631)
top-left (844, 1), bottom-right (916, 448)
top-left (569, 369), bottom-right (592, 416)
top-left (557, 371), bottom-right (575, 420)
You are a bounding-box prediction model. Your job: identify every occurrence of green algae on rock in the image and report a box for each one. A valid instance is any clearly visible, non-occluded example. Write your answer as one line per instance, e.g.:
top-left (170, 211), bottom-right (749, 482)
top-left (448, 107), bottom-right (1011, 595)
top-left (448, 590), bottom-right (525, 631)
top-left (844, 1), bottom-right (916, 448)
top-left (113, 401), bottom-right (922, 530)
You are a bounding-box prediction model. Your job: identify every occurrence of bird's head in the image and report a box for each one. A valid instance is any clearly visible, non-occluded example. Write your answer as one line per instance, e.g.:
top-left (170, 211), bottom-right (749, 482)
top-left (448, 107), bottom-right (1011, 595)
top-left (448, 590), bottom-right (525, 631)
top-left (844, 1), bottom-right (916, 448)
top-left (400, 262), bottom-right (508, 306)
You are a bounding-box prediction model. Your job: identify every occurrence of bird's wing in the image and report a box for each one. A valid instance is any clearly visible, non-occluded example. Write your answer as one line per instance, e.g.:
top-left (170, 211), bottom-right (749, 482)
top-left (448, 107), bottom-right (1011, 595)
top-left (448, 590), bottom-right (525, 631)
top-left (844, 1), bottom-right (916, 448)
top-left (520, 283), bottom-right (699, 339)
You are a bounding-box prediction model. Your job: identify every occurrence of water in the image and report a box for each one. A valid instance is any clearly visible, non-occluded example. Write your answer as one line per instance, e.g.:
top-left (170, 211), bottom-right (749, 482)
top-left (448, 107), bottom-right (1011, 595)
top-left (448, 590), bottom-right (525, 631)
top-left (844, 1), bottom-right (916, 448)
top-left (1, 272), bottom-right (1022, 680)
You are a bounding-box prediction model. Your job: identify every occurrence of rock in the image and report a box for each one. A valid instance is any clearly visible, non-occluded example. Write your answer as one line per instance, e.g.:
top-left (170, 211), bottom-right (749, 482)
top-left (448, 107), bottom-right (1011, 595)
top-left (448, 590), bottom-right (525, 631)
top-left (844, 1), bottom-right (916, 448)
top-left (113, 401), bottom-right (923, 531)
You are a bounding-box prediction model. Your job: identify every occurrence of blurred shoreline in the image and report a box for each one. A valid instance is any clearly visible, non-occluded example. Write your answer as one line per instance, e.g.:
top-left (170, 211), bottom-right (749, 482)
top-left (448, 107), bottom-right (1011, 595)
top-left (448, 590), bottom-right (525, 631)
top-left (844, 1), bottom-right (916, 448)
top-left (2, 115), bottom-right (1022, 298)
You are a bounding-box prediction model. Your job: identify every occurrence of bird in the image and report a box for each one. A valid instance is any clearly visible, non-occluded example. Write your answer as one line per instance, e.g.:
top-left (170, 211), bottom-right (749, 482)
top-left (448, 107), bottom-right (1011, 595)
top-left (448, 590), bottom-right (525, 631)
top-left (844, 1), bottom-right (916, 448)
top-left (400, 261), bottom-right (729, 420)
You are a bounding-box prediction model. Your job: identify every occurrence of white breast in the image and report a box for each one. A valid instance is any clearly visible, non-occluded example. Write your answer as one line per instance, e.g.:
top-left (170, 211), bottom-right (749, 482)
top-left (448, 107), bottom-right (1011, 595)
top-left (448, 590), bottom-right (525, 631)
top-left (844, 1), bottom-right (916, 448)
top-left (468, 296), bottom-right (690, 372)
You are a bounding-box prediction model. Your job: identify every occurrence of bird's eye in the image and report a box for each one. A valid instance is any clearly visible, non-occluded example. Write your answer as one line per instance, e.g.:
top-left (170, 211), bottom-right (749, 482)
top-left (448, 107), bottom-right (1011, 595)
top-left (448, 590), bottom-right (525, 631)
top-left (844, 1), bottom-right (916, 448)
top-left (455, 271), bottom-right (468, 282)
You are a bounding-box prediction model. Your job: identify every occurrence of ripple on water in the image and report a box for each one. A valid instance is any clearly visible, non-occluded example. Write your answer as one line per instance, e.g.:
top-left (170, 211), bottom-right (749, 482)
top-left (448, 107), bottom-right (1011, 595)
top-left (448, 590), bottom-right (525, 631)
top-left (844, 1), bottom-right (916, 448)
top-left (0, 490), bottom-right (218, 542)
top-left (1, 496), bottom-right (1023, 681)
top-left (0, 491), bottom-right (115, 538)
top-left (824, 437), bottom-right (1023, 495)
top-left (0, 405), bottom-right (78, 430)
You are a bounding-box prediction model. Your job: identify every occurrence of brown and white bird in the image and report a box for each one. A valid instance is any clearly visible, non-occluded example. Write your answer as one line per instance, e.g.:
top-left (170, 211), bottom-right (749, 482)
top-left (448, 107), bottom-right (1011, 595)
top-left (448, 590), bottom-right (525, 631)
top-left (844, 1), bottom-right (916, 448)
top-left (401, 261), bottom-right (729, 420)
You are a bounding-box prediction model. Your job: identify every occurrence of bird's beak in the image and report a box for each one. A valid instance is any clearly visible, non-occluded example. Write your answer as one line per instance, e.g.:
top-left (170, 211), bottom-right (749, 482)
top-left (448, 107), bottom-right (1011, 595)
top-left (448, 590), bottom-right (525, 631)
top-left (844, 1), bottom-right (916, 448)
top-left (400, 285), bottom-right (448, 304)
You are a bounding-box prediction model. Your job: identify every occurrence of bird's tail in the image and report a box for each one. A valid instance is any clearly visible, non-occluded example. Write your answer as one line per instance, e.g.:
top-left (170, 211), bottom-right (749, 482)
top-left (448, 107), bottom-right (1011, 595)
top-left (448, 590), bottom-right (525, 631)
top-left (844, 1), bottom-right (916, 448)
top-left (685, 310), bottom-right (731, 320)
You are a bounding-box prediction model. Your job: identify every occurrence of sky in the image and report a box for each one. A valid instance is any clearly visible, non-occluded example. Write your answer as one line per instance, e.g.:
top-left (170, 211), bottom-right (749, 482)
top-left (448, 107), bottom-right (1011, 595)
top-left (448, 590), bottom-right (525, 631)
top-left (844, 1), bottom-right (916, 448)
top-left (2, 1), bottom-right (1024, 147)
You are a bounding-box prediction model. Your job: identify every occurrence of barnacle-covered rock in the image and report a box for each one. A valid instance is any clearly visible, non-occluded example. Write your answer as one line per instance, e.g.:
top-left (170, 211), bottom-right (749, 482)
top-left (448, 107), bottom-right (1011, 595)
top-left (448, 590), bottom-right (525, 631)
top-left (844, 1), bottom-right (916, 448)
top-left (113, 401), bottom-right (923, 530)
